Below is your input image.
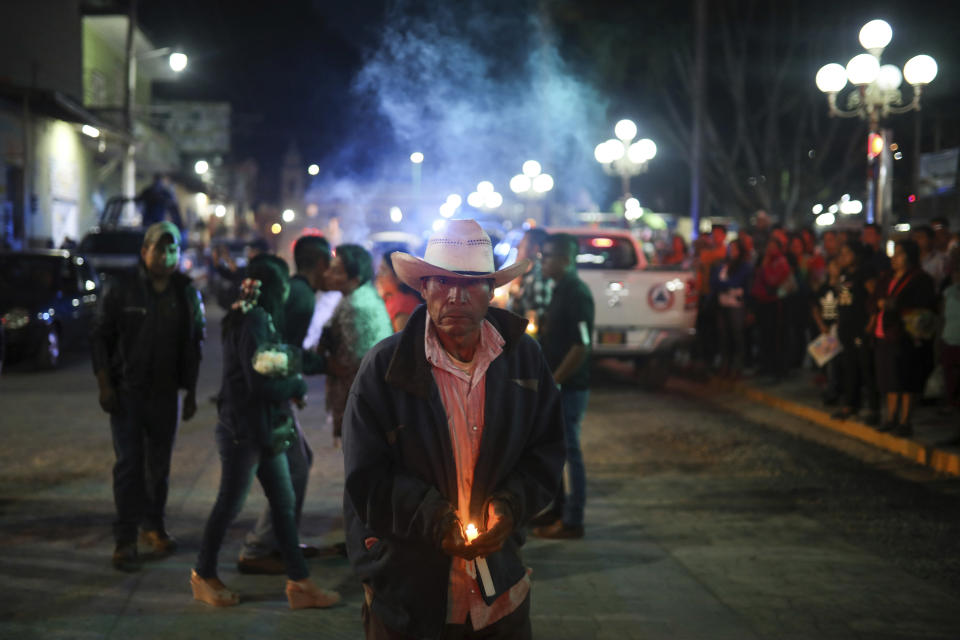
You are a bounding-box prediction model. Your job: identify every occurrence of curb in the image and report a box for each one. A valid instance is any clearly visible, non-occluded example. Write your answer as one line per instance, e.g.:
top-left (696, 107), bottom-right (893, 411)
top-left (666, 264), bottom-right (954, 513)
top-left (672, 376), bottom-right (960, 477)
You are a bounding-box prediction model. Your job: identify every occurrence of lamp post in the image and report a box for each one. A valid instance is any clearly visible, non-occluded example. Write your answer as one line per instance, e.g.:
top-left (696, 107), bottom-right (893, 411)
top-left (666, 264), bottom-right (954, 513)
top-left (815, 19), bottom-right (936, 226)
top-left (594, 119), bottom-right (656, 201)
top-left (509, 161), bottom-right (554, 224)
top-left (122, 0), bottom-right (188, 220)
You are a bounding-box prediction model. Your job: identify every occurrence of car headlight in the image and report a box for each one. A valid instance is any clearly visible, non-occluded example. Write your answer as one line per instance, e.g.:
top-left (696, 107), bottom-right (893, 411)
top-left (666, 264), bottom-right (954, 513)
top-left (2, 308), bottom-right (31, 330)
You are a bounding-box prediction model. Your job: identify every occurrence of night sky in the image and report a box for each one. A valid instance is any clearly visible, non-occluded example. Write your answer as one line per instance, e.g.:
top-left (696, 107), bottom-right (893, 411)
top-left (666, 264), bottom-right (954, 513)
top-left (138, 0), bottom-right (960, 216)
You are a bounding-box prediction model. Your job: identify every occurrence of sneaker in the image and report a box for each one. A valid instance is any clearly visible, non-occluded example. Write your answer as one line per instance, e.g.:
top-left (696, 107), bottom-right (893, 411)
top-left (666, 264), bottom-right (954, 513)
top-left (237, 553), bottom-right (286, 575)
top-left (112, 542), bottom-right (141, 572)
top-left (140, 529), bottom-right (178, 554)
top-left (531, 519), bottom-right (585, 540)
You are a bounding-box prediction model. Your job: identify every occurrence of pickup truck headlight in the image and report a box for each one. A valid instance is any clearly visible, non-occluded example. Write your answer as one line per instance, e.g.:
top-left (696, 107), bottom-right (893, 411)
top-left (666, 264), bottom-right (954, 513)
top-left (2, 308), bottom-right (31, 330)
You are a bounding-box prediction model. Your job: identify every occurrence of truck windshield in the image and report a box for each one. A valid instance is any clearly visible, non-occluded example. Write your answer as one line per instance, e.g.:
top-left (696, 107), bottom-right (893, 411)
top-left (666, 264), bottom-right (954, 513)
top-left (574, 236), bottom-right (637, 270)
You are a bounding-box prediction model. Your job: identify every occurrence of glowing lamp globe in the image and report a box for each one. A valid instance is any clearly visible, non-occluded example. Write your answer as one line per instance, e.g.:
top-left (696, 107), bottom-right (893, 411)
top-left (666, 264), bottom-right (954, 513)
top-left (816, 63), bottom-right (848, 93)
top-left (532, 173), bottom-right (554, 193)
top-left (858, 20), bottom-right (892, 51)
top-left (846, 53), bottom-right (880, 86)
top-left (629, 138), bottom-right (657, 164)
top-left (522, 160), bottom-right (542, 177)
top-left (903, 55), bottom-right (937, 86)
top-left (876, 64), bottom-right (903, 91)
top-left (614, 119), bottom-right (637, 142)
top-left (169, 52), bottom-right (188, 72)
top-left (510, 174), bottom-right (531, 193)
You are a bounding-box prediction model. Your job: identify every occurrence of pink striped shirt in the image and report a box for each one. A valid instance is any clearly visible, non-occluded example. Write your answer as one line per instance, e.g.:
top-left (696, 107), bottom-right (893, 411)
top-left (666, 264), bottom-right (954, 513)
top-left (424, 318), bottom-right (531, 628)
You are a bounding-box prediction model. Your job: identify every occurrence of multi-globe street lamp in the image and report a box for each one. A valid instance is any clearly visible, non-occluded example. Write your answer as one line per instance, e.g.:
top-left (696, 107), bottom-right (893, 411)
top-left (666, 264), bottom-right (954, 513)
top-left (510, 161), bottom-right (554, 224)
top-left (815, 19), bottom-right (937, 225)
top-left (467, 181), bottom-right (504, 211)
top-left (594, 119), bottom-right (656, 200)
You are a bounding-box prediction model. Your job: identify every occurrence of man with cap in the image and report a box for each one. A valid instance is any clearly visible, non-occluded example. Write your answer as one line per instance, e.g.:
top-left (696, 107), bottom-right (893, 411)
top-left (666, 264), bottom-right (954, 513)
top-left (91, 221), bottom-right (205, 571)
top-left (342, 219), bottom-right (566, 639)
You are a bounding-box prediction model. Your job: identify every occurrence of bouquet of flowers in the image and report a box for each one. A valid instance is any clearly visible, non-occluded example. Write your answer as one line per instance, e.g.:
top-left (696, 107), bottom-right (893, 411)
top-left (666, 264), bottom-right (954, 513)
top-left (252, 343), bottom-right (301, 377)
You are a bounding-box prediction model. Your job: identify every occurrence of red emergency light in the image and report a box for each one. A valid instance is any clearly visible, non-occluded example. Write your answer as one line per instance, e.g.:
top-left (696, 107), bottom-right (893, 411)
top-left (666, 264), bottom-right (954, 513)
top-left (591, 238), bottom-right (614, 248)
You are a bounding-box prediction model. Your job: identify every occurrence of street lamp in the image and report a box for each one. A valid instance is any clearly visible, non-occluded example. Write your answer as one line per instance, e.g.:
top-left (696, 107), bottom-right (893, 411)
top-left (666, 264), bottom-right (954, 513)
top-left (594, 119), bottom-right (656, 200)
top-left (510, 161), bottom-right (553, 224)
top-left (467, 181), bottom-right (504, 210)
top-left (307, 164), bottom-right (320, 176)
top-left (815, 19), bottom-right (937, 224)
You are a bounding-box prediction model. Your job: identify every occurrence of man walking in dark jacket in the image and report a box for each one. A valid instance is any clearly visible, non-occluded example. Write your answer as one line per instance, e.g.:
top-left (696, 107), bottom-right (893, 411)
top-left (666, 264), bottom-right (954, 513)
top-left (342, 219), bottom-right (565, 639)
top-left (238, 235), bottom-right (331, 573)
top-left (532, 233), bottom-right (595, 540)
top-left (91, 221), bottom-right (205, 571)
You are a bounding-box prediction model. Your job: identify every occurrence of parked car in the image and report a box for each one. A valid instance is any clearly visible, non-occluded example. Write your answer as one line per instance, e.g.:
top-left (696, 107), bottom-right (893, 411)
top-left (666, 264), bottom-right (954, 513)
top-left (78, 227), bottom-right (145, 284)
top-left (0, 250), bottom-right (101, 369)
top-left (494, 227), bottom-right (697, 385)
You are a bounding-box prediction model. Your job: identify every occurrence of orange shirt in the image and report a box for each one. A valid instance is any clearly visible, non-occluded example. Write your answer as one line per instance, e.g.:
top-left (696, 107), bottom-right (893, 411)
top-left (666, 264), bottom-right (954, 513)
top-left (424, 319), bottom-right (531, 628)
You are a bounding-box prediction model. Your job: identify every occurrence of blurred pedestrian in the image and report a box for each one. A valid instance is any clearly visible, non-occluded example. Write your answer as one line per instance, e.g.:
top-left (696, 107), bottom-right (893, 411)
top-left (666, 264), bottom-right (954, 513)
top-left (872, 240), bottom-right (937, 435)
top-left (237, 237), bottom-right (331, 575)
top-left (813, 257), bottom-right (843, 404)
top-left (320, 244), bottom-right (393, 447)
top-left (90, 222), bottom-right (205, 571)
top-left (694, 225), bottom-right (727, 367)
top-left (940, 258), bottom-right (960, 418)
top-left (191, 255), bottom-right (340, 609)
top-left (506, 227), bottom-right (551, 334)
top-left (712, 237), bottom-right (752, 376)
top-left (375, 250), bottom-right (423, 332)
top-left (533, 232), bottom-right (595, 540)
top-left (861, 223), bottom-right (891, 275)
top-left (661, 233), bottom-right (690, 267)
top-left (136, 173), bottom-right (183, 230)
top-left (913, 225), bottom-right (949, 291)
top-left (751, 237), bottom-right (792, 380)
top-left (342, 219), bottom-right (564, 638)
top-left (832, 242), bottom-right (881, 424)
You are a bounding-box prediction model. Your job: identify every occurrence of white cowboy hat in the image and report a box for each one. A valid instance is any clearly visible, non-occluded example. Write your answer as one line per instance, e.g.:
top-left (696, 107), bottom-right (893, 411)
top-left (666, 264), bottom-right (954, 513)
top-left (392, 219), bottom-right (530, 290)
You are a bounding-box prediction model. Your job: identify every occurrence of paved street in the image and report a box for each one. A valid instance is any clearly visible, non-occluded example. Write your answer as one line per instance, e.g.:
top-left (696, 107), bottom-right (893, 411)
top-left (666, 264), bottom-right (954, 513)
top-left (3, 311), bottom-right (960, 639)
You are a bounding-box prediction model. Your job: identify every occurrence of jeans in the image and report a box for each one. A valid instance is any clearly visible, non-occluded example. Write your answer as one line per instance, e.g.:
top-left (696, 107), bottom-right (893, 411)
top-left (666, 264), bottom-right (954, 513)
top-left (717, 305), bottom-right (746, 372)
top-left (241, 412), bottom-right (313, 559)
top-left (109, 389), bottom-right (179, 544)
top-left (195, 423), bottom-right (308, 580)
top-left (560, 387), bottom-right (589, 528)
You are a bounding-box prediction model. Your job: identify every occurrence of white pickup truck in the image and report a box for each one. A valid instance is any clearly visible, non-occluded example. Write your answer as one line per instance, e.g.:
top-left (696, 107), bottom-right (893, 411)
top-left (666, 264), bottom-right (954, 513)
top-left (494, 227), bottom-right (697, 377)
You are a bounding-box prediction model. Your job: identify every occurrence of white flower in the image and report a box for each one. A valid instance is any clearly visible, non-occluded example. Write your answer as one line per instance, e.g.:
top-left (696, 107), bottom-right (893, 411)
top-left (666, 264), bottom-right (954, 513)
top-left (253, 350), bottom-right (289, 376)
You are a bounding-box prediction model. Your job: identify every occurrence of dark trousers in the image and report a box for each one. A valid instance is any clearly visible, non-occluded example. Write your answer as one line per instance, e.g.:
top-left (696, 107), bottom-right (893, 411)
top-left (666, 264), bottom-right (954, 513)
top-left (756, 300), bottom-right (785, 377)
top-left (241, 413), bottom-right (313, 558)
top-left (109, 389), bottom-right (179, 544)
top-left (362, 593), bottom-right (532, 640)
top-left (717, 305), bottom-right (746, 372)
top-left (943, 344), bottom-right (960, 409)
top-left (195, 423), bottom-right (308, 580)
top-left (840, 340), bottom-right (879, 413)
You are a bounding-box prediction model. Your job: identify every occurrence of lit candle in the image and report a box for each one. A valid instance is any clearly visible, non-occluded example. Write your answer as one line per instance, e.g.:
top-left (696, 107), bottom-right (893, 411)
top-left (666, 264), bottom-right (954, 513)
top-left (465, 523), bottom-right (479, 543)
top-left (464, 523), bottom-right (495, 596)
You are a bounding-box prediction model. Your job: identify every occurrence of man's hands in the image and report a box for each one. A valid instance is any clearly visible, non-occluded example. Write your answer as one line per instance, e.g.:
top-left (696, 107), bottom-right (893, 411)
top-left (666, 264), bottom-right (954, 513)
top-left (182, 390), bottom-right (197, 421)
top-left (439, 500), bottom-right (515, 561)
top-left (96, 369), bottom-right (118, 414)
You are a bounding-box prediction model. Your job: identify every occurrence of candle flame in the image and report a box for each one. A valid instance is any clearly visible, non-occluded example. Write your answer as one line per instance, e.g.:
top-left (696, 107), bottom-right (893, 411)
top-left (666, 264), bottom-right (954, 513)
top-left (465, 523), bottom-right (479, 542)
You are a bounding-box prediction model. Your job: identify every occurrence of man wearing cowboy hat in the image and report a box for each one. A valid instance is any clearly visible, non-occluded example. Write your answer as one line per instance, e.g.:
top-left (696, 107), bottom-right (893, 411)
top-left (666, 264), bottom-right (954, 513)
top-left (342, 219), bottom-right (566, 639)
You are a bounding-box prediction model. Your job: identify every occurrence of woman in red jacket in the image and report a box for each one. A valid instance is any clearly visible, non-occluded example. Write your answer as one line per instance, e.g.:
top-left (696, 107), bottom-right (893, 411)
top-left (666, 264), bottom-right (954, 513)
top-left (750, 237), bottom-right (793, 380)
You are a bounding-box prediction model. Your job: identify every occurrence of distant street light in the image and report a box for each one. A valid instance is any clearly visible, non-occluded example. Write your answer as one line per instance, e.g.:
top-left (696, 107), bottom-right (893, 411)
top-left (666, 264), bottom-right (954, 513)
top-left (594, 119), bottom-right (656, 199)
top-left (307, 164), bottom-right (320, 176)
top-left (194, 160), bottom-right (209, 175)
top-left (510, 161), bottom-right (553, 224)
top-left (467, 181), bottom-right (504, 210)
top-left (815, 18), bottom-right (937, 224)
top-left (168, 51), bottom-right (188, 72)
top-left (410, 152), bottom-right (424, 164)
top-left (390, 206), bottom-right (403, 223)
top-left (439, 194), bottom-right (462, 219)
top-left (282, 209), bottom-right (295, 222)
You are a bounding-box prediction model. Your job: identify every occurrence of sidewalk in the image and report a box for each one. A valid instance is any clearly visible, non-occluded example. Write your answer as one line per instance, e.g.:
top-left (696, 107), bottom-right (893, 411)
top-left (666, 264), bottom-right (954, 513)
top-left (673, 367), bottom-right (960, 476)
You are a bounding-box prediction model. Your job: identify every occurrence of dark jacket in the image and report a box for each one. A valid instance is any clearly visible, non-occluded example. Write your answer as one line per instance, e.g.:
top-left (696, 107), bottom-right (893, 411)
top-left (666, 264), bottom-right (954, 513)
top-left (218, 306), bottom-right (307, 451)
top-left (875, 267), bottom-right (937, 343)
top-left (342, 305), bottom-right (565, 638)
top-left (90, 264), bottom-right (204, 392)
top-left (282, 274), bottom-right (325, 375)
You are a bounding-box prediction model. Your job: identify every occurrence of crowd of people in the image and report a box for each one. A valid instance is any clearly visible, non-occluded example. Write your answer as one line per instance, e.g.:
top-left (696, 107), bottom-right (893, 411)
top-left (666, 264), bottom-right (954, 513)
top-left (681, 214), bottom-right (960, 436)
top-left (91, 219), bottom-right (595, 637)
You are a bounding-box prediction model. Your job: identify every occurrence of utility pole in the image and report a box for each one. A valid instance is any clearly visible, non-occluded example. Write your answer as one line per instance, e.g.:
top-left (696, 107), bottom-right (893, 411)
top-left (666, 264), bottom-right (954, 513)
top-left (689, 0), bottom-right (706, 238)
top-left (122, 0), bottom-right (138, 222)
